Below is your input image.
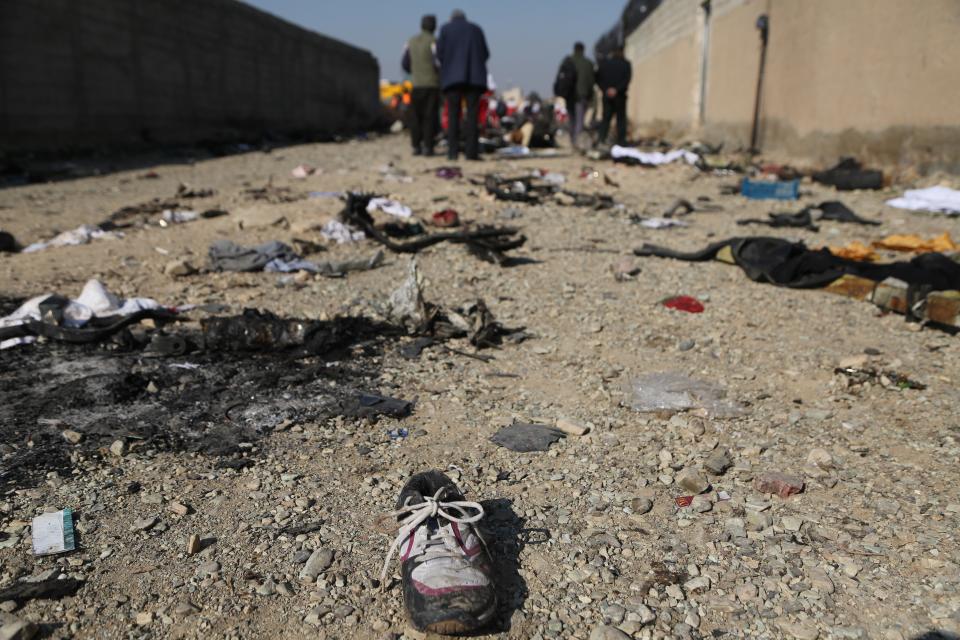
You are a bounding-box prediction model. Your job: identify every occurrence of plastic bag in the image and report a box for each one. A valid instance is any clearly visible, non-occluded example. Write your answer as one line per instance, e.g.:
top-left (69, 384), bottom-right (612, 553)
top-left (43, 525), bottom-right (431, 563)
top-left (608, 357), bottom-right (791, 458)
top-left (624, 372), bottom-right (745, 418)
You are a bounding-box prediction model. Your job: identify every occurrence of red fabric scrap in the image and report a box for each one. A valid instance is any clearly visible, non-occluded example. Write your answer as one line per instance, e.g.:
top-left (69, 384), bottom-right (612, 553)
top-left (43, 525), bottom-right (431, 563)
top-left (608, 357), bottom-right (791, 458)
top-left (663, 296), bottom-right (705, 313)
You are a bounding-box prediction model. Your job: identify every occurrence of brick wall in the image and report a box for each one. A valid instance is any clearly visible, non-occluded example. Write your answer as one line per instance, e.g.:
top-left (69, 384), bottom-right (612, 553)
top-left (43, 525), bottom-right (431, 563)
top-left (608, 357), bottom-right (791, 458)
top-left (0, 0), bottom-right (380, 152)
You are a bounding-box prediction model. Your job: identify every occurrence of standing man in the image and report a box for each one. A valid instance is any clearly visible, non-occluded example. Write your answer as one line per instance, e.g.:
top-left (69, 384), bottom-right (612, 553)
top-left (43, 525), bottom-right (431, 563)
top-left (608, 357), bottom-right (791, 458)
top-left (436, 10), bottom-right (489, 161)
top-left (402, 15), bottom-right (440, 156)
top-left (595, 47), bottom-right (632, 147)
top-left (565, 42), bottom-right (595, 148)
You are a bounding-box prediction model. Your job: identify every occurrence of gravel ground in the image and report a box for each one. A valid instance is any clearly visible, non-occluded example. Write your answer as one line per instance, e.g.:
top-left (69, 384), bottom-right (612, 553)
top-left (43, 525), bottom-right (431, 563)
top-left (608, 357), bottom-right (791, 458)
top-left (1, 134), bottom-right (959, 640)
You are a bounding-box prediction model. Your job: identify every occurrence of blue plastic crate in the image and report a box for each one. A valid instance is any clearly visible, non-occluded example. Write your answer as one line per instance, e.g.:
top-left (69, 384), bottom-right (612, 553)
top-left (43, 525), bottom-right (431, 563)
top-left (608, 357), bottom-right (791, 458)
top-left (741, 178), bottom-right (800, 200)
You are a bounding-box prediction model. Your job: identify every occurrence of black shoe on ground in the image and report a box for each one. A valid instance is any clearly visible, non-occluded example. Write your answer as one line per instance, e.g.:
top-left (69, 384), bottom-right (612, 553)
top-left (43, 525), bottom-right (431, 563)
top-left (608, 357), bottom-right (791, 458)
top-left (381, 470), bottom-right (497, 634)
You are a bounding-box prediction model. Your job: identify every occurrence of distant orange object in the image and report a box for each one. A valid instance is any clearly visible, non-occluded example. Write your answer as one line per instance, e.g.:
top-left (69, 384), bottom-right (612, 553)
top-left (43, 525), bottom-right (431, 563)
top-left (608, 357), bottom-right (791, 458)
top-left (828, 241), bottom-right (878, 262)
top-left (871, 232), bottom-right (957, 253)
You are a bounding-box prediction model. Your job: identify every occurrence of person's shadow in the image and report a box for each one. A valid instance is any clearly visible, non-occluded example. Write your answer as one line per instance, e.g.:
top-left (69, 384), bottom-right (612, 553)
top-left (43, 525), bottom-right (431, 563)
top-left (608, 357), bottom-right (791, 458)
top-left (912, 633), bottom-right (960, 640)
top-left (479, 497), bottom-right (550, 634)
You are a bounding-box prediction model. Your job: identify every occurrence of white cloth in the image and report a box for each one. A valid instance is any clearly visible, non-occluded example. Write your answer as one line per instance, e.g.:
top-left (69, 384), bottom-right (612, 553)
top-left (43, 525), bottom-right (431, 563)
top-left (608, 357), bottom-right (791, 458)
top-left (0, 280), bottom-right (162, 348)
top-left (22, 224), bottom-right (122, 253)
top-left (886, 186), bottom-right (960, 215)
top-left (366, 197), bottom-right (412, 219)
top-left (320, 220), bottom-right (365, 244)
top-left (611, 146), bottom-right (700, 166)
top-left (639, 217), bottom-right (688, 229)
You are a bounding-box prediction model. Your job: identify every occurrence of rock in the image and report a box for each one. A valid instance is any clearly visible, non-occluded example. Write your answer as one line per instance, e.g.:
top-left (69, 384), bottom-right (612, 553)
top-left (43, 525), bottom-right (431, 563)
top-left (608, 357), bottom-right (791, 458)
top-left (131, 516), bottom-right (158, 532)
top-left (806, 448), bottom-right (833, 469)
top-left (0, 603), bottom-right (14, 614)
top-left (634, 604), bottom-right (656, 624)
top-left (163, 259), bottom-right (197, 277)
top-left (677, 339), bottom-right (695, 352)
top-left (665, 584), bottom-right (685, 601)
top-left (704, 450), bottom-right (732, 475)
top-left (691, 495), bottom-right (712, 513)
top-left (781, 516), bottom-right (803, 531)
top-left (333, 604), bottom-right (355, 620)
top-left (725, 518), bottom-right (746, 539)
top-left (589, 624), bottom-right (631, 640)
top-left (304, 605), bottom-right (329, 626)
top-left (299, 548), bottom-right (334, 582)
top-left (676, 468), bottom-right (710, 494)
top-left (168, 502), bottom-right (190, 516)
top-left (109, 439), bottom-right (127, 457)
top-left (735, 582), bottom-right (758, 602)
top-left (555, 417), bottom-right (590, 436)
top-left (875, 498), bottom-right (900, 515)
top-left (753, 472), bottom-right (804, 498)
top-left (0, 619), bottom-right (37, 640)
top-left (256, 579), bottom-right (276, 596)
top-left (683, 576), bottom-right (711, 593)
top-left (172, 601), bottom-right (200, 618)
top-left (61, 430), bottom-right (83, 444)
top-left (807, 568), bottom-right (834, 594)
top-left (186, 534), bottom-right (201, 555)
top-left (747, 510), bottom-right (773, 531)
top-left (135, 611), bottom-right (153, 626)
top-left (778, 620), bottom-right (819, 640)
top-left (372, 619), bottom-right (390, 632)
top-left (630, 498), bottom-right (653, 514)
top-left (601, 602), bottom-right (626, 625)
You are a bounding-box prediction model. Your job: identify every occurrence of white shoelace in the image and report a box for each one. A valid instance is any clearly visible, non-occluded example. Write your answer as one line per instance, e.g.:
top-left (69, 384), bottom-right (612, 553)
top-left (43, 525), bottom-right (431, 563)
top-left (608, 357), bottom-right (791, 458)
top-left (379, 487), bottom-right (485, 585)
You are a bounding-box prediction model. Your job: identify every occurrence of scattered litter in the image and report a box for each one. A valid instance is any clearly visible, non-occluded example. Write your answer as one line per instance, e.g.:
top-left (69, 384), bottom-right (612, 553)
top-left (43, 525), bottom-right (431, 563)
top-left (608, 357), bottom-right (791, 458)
top-left (611, 146), bottom-right (699, 167)
top-left (175, 183), bottom-right (216, 198)
top-left (160, 209), bottom-right (198, 225)
top-left (367, 197), bottom-right (412, 219)
top-left (872, 232), bottom-right (957, 254)
top-left (430, 209), bottom-right (460, 228)
top-left (663, 296), bottom-right (705, 313)
top-left (435, 166), bottom-right (462, 179)
top-left (497, 145), bottom-right (531, 157)
top-left (32, 508), bottom-right (76, 555)
top-left (340, 393), bottom-right (413, 419)
top-left (244, 183), bottom-right (304, 204)
top-left (739, 201), bottom-right (879, 230)
top-left (674, 496), bottom-right (693, 508)
top-left (387, 428), bottom-right (409, 440)
top-left (886, 186), bottom-right (960, 215)
top-left (753, 472), bottom-right (804, 498)
top-left (22, 224), bottom-right (122, 253)
top-left (484, 174), bottom-right (614, 210)
top-left (612, 257), bottom-right (641, 281)
top-left (834, 367), bottom-right (926, 390)
top-left (209, 239), bottom-right (302, 272)
top-left (717, 490), bottom-right (731, 502)
top-left (635, 217), bottom-right (688, 229)
top-left (490, 422), bottom-right (566, 452)
top-left (309, 191), bottom-right (342, 199)
top-left (813, 157), bottom-right (883, 191)
top-left (623, 372), bottom-right (745, 418)
top-left (292, 164), bottom-right (320, 179)
top-left (0, 230), bottom-right (19, 253)
top-left (321, 219), bottom-right (365, 244)
top-left (740, 178), bottom-right (799, 200)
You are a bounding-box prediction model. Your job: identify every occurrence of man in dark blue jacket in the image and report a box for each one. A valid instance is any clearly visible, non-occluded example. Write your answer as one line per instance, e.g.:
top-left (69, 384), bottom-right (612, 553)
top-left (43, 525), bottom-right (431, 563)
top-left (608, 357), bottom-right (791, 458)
top-left (436, 10), bottom-right (489, 160)
top-left (596, 47), bottom-right (632, 146)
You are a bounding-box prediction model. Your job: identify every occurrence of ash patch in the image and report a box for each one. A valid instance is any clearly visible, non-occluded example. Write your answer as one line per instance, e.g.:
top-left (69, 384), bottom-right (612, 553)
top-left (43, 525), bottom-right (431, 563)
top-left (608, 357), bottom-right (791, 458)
top-left (0, 319), bottom-right (405, 489)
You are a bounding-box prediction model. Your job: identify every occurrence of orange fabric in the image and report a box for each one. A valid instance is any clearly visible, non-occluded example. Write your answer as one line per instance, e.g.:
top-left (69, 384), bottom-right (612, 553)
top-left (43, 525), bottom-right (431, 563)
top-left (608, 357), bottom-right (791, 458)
top-left (871, 232), bottom-right (957, 253)
top-left (828, 241), bottom-right (879, 262)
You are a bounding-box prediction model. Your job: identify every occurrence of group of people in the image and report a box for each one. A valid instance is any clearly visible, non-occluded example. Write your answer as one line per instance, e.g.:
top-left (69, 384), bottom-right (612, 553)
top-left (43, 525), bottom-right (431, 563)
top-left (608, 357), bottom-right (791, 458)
top-left (556, 43), bottom-right (632, 148)
top-left (402, 10), bottom-right (489, 160)
top-left (401, 10), bottom-right (632, 159)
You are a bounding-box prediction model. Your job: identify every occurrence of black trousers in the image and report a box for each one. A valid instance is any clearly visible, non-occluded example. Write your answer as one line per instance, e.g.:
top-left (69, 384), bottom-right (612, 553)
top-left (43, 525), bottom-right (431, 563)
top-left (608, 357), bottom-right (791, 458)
top-left (599, 92), bottom-right (627, 145)
top-left (409, 87), bottom-right (440, 153)
top-left (444, 85), bottom-right (483, 160)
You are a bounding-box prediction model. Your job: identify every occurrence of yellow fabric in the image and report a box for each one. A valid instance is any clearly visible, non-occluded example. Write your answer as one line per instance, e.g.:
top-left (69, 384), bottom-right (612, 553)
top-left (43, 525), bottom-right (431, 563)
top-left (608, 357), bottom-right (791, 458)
top-left (871, 232), bottom-right (957, 253)
top-left (828, 241), bottom-right (878, 262)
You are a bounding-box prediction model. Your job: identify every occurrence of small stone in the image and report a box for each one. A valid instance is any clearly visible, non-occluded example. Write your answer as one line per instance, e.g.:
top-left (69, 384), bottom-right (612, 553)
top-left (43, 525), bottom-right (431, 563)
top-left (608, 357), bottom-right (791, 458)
top-left (747, 510), bottom-right (773, 531)
top-left (735, 582), bottom-right (758, 602)
top-left (634, 604), bottom-right (656, 624)
top-left (135, 612), bottom-right (153, 626)
top-left (676, 468), bottom-right (710, 494)
top-left (0, 619), bottom-right (38, 640)
top-left (256, 579), bottom-right (277, 596)
top-left (630, 498), bottom-right (653, 514)
top-left (276, 582), bottom-right (293, 597)
top-left (145, 381), bottom-right (158, 394)
top-left (168, 502), bottom-right (190, 516)
top-left (304, 605), bottom-right (327, 626)
top-left (725, 518), bottom-right (746, 538)
top-left (691, 495), bottom-right (713, 513)
top-left (753, 472), bottom-right (804, 498)
top-left (333, 604), bottom-right (355, 620)
top-left (781, 516), bottom-right (803, 531)
top-left (61, 430), bottom-right (83, 444)
top-left (589, 624), bottom-right (631, 640)
top-left (806, 448), bottom-right (833, 469)
top-left (131, 516), bottom-right (158, 532)
top-left (704, 450), bottom-right (732, 475)
top-left (665, 584), bottom-right (685, 601)
top-left (602, 603), bottom-right (626, 625)
top-left (198, 561), bottom-right (220, 576)
top-left (683, 576), bottom-right (711, 593)
top-left (677, 339), bottom-right (695, 352)
top-left (110, 439), bottom-right (127, 457)
top-left (0, 602), bottom-right (15, 613)
top-left (778, 620), bottom-right (819, 640)
top-left (299, 548), bottom-right (334, 582)
top-left (875, 498), bottom-right (900, 515)
top-left (186, 534), bottom-right (201, 555)
top-left (807, 568), bottom-right (834, 594)
top-left (372, 619), bottom-right (390, 632)
top-left (172, 601), bottom-right (200, 618)
top-left (164, 259), bottom-right (197, 278)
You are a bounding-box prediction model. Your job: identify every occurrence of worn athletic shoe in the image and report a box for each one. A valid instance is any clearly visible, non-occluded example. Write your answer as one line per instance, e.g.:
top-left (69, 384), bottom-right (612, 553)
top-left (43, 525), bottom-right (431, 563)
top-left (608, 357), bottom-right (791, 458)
top-left (381, 470), bottom-right (497, 634)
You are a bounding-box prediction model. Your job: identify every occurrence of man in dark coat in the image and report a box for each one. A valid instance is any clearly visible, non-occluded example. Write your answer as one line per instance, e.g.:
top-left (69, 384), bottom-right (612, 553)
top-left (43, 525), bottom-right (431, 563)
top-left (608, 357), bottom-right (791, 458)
top-left (596, 47), bottom-right (632, 146)
top-left (558, 42), bottom-right (594, 148)
top-left (402, 15), bottom-right (440, 156)
top-left (436, 9), bottom-right (489, 160)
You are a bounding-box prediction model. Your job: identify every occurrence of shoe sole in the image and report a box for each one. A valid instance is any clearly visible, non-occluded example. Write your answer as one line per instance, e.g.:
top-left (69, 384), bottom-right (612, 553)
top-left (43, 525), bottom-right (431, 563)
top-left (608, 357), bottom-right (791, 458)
top-left (420, 598), bottom-right (498, 635)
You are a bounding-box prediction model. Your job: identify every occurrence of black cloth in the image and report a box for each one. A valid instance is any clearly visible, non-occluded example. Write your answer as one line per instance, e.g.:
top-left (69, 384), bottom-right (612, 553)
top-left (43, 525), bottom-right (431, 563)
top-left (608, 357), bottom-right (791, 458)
top-left (445, 86), bottom-right (482, 160)
top-left (599, 93), bottom-right (627, 145)
top-left (634, 236), bottom-right (960, 291)
top-left (409, 87), bottom-right (440, 153)
top-left (554, 56), bottom-right (577, 101)
top-left (596, 57), bottom-right (632, 93)
top-left (738, 201), bottom-right (879, 231)
top-left (812, 158), bottom-right (883, 191)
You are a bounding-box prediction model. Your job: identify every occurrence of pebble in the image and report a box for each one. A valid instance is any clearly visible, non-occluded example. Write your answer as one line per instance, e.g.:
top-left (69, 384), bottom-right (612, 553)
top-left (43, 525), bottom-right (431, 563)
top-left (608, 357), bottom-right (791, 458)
top-left (0, 619), bottom-right (37, 640)
top-left (163, 259), bottom-right (197, 278)
top-left (300, 548), bottom-right (334, 581)
top-left (634, 604), bottom-right (656, 624)
top-left (109, 439), bottom-right (127, 457)
top-left (778, 620), bottom-right (819, 640)
top-left (735, 582), bottom-right (758, 602)
top-left (256, 579), bottom-right (276, 596)
top-left (807, 568), bottom-right (834, 594)
top-left (630, 498), bottom-right (653, 514)
top-left (704, 450), bottom-right (732, 475)
top-left (753, 472), bottom-right (804, 498)
top-left (186, 534), bottom-right (201, 555)
top-left (683, 576), bottom-right (711, 593)
top-left (135, 611), bottom-right (153, 626)
top-left (61, 430), bottom-right (83, 444)
top-left (588, 625), bottom-right (630, 640)
top-left (806, 448), bottom-right (834, 468)
top-left (168, 502), bottom-right (190, 516)
top-left (198, 561), bottom-right (220, 576)
top-left (677, 339), bottom-right (695, 351)
top-left (781, 516), bottom-right (803, 531)
top-left (131, 516), bottom-right (158, 532)
top-left (676, 468), bottom-right (710, 494)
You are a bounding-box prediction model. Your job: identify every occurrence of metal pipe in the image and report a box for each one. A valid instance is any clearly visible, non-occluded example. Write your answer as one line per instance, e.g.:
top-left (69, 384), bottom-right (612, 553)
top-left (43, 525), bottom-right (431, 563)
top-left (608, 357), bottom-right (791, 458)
top-left (749, 14), bottom-right (769, 153)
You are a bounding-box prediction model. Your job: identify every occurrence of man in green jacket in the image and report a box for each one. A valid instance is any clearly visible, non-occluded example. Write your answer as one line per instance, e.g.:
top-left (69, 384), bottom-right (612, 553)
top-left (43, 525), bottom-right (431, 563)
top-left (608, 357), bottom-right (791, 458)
top-left (402, 15), bottom-right (440, 156)
top-left (563, 42), bottom-right (595, 148)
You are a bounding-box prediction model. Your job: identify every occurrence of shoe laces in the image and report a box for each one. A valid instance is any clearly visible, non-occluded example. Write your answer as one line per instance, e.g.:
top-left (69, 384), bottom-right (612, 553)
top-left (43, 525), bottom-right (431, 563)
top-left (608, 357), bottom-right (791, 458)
top-left (379, 486), bottom-right (484, 586)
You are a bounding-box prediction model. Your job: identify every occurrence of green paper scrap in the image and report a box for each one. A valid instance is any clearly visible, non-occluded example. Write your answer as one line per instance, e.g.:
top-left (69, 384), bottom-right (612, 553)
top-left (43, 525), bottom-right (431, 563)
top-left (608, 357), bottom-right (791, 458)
top-left (32, 508), bottom-right (76, 555)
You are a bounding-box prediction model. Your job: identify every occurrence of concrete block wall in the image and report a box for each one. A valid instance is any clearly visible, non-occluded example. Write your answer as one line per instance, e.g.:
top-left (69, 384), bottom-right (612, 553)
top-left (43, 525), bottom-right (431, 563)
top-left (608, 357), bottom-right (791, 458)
top-left (0, 0), bottom-right (380, 152)
top-left (620, 0), bottom-right (960, 174)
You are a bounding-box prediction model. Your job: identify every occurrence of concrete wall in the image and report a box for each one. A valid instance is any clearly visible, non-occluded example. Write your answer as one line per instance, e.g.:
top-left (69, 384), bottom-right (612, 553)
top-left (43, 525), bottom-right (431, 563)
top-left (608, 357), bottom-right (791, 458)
top-left (0, 0), bottom-right (380, 152)
top-left (623, 0), bottom-right (960, 173)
